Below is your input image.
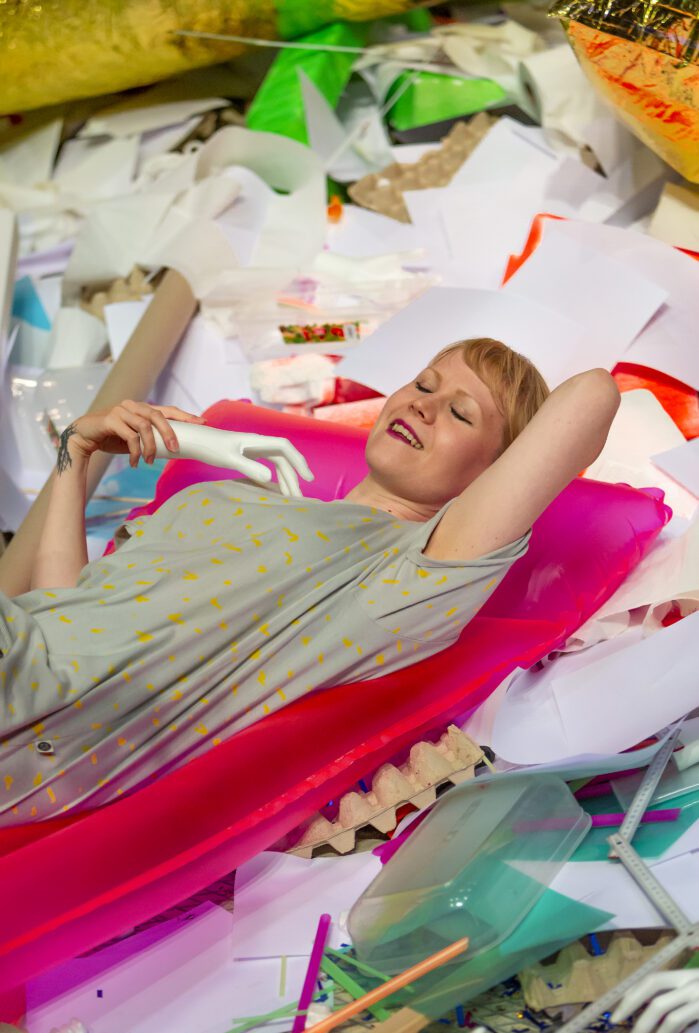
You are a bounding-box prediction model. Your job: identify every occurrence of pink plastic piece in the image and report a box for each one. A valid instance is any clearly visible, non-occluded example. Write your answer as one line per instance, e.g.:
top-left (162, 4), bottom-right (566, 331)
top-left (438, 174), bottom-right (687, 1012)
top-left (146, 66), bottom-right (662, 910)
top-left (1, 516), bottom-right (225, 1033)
top-left (0, 401), bottom-right (671, 1012)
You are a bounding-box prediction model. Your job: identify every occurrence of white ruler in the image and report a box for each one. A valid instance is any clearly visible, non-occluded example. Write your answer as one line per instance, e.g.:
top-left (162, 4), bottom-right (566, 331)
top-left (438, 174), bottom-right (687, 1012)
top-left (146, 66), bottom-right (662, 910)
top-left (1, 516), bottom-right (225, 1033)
top-left (609, 721), bottom-right (685, 856)
top-left (555, 830), bottom-right (697, 1031)
top-left (608, 832), bottom-right (693, 934)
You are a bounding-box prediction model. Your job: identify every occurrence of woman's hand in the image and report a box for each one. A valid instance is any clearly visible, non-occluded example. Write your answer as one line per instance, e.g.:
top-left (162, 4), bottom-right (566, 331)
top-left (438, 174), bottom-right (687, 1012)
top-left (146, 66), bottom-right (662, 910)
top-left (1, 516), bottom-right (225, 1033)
top-left (67, 401), bottom-right (206, 468)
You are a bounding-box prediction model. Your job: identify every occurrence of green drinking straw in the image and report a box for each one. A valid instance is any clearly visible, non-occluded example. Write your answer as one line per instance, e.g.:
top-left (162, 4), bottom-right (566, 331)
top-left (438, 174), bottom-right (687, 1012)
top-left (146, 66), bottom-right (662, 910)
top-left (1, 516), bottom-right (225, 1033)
top-left (320, 955), bottom-right (392, 1021)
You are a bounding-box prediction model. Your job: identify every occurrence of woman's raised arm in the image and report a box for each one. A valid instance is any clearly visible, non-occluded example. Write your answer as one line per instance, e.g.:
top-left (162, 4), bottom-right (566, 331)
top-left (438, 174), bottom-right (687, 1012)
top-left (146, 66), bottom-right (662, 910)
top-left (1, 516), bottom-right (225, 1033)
top-left (424, 368), bottom-right (621, 562)
top-left (29, 401), bottom-right (203, 593)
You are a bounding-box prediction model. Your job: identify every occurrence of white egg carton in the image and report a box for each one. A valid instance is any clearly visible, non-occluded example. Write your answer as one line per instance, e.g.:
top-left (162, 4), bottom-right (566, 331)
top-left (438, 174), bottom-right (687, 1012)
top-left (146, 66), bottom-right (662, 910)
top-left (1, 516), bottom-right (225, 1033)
top-left (287, 725), bottom-right (484, 857)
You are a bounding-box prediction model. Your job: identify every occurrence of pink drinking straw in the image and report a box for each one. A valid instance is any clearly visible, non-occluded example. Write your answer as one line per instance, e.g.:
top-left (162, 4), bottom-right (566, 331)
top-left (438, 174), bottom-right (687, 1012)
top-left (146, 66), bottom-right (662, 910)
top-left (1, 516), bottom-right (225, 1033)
top-left (292, 912), bottom-right (332, 1033)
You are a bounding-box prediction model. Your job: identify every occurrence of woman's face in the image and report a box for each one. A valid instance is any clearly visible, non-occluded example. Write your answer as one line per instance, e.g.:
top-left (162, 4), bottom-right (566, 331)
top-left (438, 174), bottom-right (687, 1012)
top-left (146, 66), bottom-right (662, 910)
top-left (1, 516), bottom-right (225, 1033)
top-left (365, 350), bottom-right (506, 508)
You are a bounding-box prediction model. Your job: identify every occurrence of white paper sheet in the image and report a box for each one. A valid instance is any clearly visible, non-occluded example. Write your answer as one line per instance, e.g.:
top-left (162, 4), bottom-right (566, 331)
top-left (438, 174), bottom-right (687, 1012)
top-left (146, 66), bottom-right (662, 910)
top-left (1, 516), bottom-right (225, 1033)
top-left (45, 307), bottom-right (109, 368)
top-left (64, 193), bottom-right (175, 292)
top-left (79, 98), bottom-right (228, 139)
top-left (325, 204), bottom-right (420, 259)
top-left (653, 439), bottom-right (699, 498)
top-left (430, 164), bottom-right (601, 290)
top-left (103, 298), bottom-right (152, 361)
top-left (451, 116), bottom-right (559, 190)
top-left (26, 903), bottom-right (308, 1033)
top-left (194, 126), bottom-right (326, 276)
top-left (300, 71), bottom-right (377, 183)
top-left (540, 220), bottom-right (699, 389)
top-left (230, 850), bottom-right (382, 958)
top-left (136, 116), bottom-right (203, 174)
top-left (585, 389), bottom-right (697, 521)
top-left (552, 611), bottom-right (699, 753)
top-left (0, 208), bottom-right (18, 374)
top-left (154, 314), bottom-right (253, 413)
top-left (503, 231), bottom-right (667, 370)
top-left (53, 137), bottom-right (139, 200)
top-left (0, 118), bottom-right (62, 187)
top-left (548, 852), bottom-right (699, 930)
top-left (568, 515), bottom-right (699, 651)
top-left (335, 285), bottom-right (590, 392)
top-left (491, 611), bottom-right (699, 763)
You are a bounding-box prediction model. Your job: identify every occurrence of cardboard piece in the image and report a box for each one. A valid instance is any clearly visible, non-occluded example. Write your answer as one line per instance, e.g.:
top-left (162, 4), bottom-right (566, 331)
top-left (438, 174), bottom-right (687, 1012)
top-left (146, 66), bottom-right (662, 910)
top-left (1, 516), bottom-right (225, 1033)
top-left (286, 726), bottom-right (484, 857)
top-left (519, 933), bottom-right (673, 1009)
top-left (348, 114), bottom-right (494, 223)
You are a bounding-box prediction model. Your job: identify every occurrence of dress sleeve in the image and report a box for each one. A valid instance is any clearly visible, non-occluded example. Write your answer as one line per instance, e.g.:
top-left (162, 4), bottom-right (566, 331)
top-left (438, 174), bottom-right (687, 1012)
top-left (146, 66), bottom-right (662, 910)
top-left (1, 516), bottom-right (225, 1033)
top-left (355, 500), bottom-right (531, 645)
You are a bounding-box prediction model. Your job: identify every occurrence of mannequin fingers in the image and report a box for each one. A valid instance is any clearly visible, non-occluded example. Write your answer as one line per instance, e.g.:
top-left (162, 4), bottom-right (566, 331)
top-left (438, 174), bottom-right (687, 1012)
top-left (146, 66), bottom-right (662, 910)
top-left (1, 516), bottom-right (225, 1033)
top-left (235, 453), bottom-right (273, 484)
top-left (633, 989), bottom-right (695, 1033)
top-left (274, 457), bottom-right (302, 498)
top-left (657, 999), bottom-right (699, 1033)
top-left (246, 439), bottom-right (314, 482)
top-left (612, 975), bottom-right (684, 1022)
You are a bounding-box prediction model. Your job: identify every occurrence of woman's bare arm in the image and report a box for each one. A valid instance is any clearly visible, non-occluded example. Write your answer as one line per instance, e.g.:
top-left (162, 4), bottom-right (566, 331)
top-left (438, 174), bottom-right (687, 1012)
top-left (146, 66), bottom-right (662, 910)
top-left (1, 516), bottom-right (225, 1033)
top-left (27, 402), bottom-right (204, 593)
top-left (30, 427), bottom-right (91, 591)
top-left (424, 368), bottom-right (621, 562)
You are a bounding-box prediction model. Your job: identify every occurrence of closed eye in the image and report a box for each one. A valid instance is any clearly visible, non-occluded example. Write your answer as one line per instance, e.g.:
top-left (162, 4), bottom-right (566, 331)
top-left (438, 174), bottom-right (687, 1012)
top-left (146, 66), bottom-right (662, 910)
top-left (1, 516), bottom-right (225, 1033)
top-left (416, 382), bottom-right (471, 423)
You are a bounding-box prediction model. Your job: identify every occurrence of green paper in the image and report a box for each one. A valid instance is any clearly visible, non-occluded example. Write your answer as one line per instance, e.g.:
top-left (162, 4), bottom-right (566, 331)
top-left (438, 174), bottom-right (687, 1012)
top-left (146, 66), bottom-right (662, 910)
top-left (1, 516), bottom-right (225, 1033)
top-left (386, 70), bottom-right (507, 131)
top-left (225, 1001), bottom-right (300, 1033)
top-left (246, 22), bottom-right (366, 144)
top-left (572, 789), bottom-right (699, 862)
top-left (320, 955), bottom-right (392, 1020)
top-left (325, 946), bottom-right (393, 984)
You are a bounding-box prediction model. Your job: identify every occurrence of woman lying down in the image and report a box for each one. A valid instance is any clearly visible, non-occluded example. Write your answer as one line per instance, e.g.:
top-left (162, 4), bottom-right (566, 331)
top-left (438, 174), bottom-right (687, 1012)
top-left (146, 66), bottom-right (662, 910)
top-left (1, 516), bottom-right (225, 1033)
top-left (0, 338), bottom-right (620, 824)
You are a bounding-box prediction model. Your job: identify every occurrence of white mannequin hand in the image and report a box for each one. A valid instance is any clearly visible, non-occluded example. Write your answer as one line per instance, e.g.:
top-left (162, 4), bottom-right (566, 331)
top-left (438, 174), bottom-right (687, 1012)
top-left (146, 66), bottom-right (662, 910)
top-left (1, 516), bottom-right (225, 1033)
top-left (153, 421), bottom-right (314, 498)
top-left (611, 970), bottom-right (699, 1033)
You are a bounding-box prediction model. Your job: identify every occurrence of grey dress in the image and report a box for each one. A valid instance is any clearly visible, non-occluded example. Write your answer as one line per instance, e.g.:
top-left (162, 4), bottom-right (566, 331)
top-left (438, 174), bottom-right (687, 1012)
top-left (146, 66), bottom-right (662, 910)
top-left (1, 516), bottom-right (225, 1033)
top-left (0, 480), bottom-right (529, 823)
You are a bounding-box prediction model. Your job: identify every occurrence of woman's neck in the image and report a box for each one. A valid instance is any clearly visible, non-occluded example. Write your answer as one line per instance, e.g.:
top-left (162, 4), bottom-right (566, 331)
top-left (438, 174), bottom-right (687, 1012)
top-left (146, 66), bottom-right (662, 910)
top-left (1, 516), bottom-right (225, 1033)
top-left (341, 476), bottom-right (438, 522)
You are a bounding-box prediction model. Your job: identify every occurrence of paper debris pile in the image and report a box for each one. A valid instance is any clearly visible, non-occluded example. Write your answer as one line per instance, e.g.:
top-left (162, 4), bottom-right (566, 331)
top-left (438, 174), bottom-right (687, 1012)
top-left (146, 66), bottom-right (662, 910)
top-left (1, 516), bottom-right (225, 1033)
top-left (2, 2), bottom-right (699, 1030)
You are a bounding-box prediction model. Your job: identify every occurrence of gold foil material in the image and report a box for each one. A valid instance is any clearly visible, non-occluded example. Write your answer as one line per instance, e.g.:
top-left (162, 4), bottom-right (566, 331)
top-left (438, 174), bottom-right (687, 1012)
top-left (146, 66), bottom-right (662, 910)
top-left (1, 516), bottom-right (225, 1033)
top-left (566, 21), bottom-right (699, 181)
top-left (0, 0), bottom-right (417, 115)
top-left (550, 0), bottom-right (699, 66)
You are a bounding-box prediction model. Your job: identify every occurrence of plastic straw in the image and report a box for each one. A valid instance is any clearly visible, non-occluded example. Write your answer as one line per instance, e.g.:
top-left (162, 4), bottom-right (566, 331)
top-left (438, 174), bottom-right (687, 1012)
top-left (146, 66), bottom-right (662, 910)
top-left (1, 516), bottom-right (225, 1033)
top-left (590, 809), bottom-right (680, 827)
top-left (292, 913), bottom-right (332, 1033)
top-left (306, 937), bottom-right (470, 1033)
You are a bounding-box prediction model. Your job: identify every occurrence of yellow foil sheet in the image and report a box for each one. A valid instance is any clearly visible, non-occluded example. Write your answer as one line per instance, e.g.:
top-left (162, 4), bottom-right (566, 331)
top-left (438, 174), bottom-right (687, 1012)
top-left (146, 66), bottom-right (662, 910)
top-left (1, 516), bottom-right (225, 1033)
top-left (550, 0), bottom-right (699, 66)
top-left (0, 0), bottom-right (416, 115)
top-left (566, 21), bottom-right (699, 181)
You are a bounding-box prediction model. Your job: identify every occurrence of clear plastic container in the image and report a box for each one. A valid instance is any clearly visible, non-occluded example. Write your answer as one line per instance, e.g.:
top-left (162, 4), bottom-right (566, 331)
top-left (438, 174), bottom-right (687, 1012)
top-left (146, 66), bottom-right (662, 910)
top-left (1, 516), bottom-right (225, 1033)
top-left (348, 774), bottom-right (591, 974)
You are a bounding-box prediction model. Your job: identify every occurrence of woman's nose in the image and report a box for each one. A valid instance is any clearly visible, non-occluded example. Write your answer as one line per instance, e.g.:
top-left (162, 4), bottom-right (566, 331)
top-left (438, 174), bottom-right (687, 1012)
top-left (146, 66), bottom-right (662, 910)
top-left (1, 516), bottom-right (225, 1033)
top-left (410, 396), bottom-right (435, 422)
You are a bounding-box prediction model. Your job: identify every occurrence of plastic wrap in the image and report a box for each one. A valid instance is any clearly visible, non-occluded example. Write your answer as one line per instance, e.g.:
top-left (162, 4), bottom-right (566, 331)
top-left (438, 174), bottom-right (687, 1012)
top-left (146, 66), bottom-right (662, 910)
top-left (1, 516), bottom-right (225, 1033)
top-left (0, 0), bottom-right (417, 115)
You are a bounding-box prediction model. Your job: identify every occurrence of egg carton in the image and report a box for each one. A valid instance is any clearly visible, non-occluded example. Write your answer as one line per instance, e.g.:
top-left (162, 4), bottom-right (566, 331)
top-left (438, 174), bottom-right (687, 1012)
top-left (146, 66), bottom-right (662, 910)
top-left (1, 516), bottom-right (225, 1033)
top-left (287, 726), bottom-right (484, 858)
top-left (519, 932), bottom-right (674, 1010)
